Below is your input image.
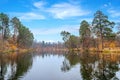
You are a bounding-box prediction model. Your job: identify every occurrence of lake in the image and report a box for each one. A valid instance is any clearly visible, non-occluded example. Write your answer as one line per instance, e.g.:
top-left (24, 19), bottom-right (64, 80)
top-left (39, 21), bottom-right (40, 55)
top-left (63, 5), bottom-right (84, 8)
top-left (0, 52), bottom-right (120, 80)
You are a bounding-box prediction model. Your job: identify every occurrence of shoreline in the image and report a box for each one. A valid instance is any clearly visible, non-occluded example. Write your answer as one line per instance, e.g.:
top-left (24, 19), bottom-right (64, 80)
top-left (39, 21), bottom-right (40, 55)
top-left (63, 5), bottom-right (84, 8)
top-left (0, 48), bottom-right (33, 54)
top-left (1, 47), bottom-right (120, 54)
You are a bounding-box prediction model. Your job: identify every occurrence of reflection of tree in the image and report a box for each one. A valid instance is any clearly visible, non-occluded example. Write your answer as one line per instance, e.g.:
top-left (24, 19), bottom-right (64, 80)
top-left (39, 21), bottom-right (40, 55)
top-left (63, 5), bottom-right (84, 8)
top-left (0, 55), bottom-right (7, 80)
top-left (94, 54), bottom-right (119, 80)
top-left (0, 53), bottom-right (33, 80)
top-left (80, 63), bottom-right (93, 80)
top-left (61, 59), bottom-right (70, 72)
top-left (61, 53), bottom-right (80, 72)
top-left (9, 53), bottom-right (33, 80)
top-left (80, 52), bottom-right (98, 80)
top-left (63, 52), bottom-right (120, 80)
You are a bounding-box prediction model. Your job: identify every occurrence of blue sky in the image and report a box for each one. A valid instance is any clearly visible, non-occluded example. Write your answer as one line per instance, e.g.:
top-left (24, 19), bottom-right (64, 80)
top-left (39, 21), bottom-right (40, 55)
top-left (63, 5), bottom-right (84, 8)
top-left (0, 0), bottom-right (120, 42)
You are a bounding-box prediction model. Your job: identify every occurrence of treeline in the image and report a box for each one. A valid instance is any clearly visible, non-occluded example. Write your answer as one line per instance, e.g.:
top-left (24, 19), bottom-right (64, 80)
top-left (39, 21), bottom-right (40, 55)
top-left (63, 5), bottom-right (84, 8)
top-left (0, 13), bottom-right (34, 52)
top-left (32, 41), bottom-right (65, 52)
top-left (61, 10), bottom-right (120, 51)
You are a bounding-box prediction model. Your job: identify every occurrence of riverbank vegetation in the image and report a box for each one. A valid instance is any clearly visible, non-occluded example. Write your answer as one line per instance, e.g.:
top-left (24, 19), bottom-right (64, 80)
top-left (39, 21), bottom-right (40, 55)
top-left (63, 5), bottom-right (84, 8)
top-left (0, 13), bottom-right (34, 53)
top-left (32, 41), bottom-right (66, 53)
top-left (61, 10), bottom-right (120, 52)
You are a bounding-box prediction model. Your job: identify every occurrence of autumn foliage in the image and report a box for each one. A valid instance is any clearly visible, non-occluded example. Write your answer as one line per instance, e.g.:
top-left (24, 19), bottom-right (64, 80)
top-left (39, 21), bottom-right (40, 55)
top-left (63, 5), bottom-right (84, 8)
top-left (0, 13), bottom-right (34, 53)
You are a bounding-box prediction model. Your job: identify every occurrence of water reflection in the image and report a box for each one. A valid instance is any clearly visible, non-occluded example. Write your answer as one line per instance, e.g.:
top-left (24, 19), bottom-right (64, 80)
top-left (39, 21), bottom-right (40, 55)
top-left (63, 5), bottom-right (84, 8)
top-left (0, 52), bottom-right (120, 80)
top-left (63, 51), bottom-right (120, 80)
top-left (0, 53), bottom-right (33, 80)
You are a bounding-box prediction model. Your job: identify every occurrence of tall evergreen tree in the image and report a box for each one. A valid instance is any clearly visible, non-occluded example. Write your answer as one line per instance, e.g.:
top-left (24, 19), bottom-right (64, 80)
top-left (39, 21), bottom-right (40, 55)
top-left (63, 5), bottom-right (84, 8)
top-left (17, 25), bottom-right (34, 48)
top-left (0, 13), bottom-right (9, 40)
top-left (79, 20), bottom-right (91, 49)
top-left (11, 17), bottom-right (21, 42)
top-left (92, 10), bottom-right (115, 50)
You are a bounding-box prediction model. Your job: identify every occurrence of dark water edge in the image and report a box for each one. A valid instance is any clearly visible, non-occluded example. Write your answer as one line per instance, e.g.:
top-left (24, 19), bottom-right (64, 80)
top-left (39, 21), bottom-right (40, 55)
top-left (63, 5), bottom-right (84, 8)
top-left (0, 52), bottom-right (120, 80)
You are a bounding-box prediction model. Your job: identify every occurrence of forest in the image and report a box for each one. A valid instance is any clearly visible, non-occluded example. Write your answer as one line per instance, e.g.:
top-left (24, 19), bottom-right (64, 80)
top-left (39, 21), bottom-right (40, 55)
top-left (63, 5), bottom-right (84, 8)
top-left (61, 10), bottom-right (120, 52)
top-left (1, 0), bottom-right (120, 80)
top-left (0, 13), bottom-right (34, 53)
top-left (1, 10), bottom-right (120, 53)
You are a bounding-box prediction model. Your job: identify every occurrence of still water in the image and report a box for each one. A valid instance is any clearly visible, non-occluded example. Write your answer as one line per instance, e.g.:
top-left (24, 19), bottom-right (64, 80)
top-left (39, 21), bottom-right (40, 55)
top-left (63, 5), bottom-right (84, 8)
top-left (0, 52), bottom-right (120, 80)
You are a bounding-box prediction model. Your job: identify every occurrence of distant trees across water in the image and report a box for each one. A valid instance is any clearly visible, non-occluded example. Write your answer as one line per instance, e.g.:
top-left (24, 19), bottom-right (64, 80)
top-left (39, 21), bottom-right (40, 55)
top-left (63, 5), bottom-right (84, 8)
top-left (61, 10), bottom-right (120, 51)
top-left (32, 41), bottom-right (65, 52)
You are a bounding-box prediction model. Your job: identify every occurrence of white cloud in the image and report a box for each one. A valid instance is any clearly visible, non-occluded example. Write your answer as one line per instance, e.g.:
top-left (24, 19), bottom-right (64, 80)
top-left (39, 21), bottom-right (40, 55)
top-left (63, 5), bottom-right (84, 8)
top-left (17, 12), bottom-right (45, 20)
top-left (31, 25), bottom-right (79, 35)
top-left (104, 4), bottom-right (108, 7)
top-left (10, 1), bottom-right (90, 20)
top-left (46, 3), bottom-right (90, 19)
top-left (103, 2), bottom-right (111, 7)
top-left (33, 1), bottom-right (46, 9)
top-left (32, 1), bottom-right (90, 19)
top-left (108, 9), bottom-right (120, 17)
top-left (105, 2), bottom-right (120, 18)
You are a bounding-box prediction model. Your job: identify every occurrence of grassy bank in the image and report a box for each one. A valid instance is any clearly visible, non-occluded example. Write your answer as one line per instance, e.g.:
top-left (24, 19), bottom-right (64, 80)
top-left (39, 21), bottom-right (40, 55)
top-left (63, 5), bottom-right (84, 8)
top-left (0, 48), bottom-right (34, 54)
top-left (67, 48), bottom-right (120, 53)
